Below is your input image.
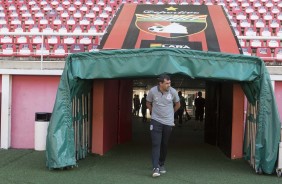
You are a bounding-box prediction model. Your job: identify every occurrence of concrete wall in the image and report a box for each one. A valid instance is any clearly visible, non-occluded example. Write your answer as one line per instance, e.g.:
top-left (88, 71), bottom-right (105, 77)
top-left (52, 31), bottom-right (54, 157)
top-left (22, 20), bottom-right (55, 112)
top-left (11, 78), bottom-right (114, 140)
top-left (11, 75), bottom-right (60, 148)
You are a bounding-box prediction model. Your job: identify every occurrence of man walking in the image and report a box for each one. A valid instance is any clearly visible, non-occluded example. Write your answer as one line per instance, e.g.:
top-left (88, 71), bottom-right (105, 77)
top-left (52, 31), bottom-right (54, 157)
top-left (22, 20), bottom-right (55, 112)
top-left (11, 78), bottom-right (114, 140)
top-left (146, 74), bottom-right (180, 177)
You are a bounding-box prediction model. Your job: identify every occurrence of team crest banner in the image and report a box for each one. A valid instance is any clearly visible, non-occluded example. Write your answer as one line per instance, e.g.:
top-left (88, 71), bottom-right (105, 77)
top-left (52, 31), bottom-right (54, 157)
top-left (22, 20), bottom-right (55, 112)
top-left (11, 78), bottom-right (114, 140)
top-left (99, 4), bottom-right (240, 54)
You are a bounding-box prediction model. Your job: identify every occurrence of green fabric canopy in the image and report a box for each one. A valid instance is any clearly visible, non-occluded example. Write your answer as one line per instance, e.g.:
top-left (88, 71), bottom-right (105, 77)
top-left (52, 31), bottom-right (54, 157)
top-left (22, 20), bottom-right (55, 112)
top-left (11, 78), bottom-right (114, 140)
top-left (46, 48), bottom-right (281, 174)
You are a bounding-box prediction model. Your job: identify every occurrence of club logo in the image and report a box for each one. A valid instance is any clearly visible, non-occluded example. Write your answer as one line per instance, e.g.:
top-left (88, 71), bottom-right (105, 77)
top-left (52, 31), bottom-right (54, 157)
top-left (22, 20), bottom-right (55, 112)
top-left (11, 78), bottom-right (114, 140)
top-left (135, 7), bottom-right (207, 38)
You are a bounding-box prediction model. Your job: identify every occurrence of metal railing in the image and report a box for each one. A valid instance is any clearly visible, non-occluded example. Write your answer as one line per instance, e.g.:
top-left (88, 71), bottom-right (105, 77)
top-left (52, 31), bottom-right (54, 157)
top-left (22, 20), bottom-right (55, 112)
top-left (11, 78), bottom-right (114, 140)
top-left (0, 32), bottom-right (282, 69)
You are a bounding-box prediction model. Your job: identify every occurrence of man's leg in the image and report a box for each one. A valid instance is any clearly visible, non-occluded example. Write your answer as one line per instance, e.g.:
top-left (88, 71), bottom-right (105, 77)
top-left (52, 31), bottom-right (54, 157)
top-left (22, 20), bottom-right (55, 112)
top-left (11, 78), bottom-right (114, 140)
top-left (178, 110), bottom-right (184, 126)
top-left (159, 125), bottom-right (172, 168)
top-left (150, 120), bottom-right (163, 169)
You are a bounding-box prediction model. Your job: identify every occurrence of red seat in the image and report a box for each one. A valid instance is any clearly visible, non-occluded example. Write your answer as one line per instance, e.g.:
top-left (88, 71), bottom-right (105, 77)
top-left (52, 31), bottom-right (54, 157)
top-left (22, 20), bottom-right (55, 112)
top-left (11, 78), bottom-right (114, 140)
top-left (274, 48), bottom-right (282, 62)
top-left (0, 44), bottom-right (16, 56)
top-left (256, 47), bottom-right (273, 62)
top-left (241, 47), bottom-right (252, 56)
top-left (18, 44), bottom-right (33, 57)
top-left (34, 43), bottom-right (50, 57)
top-left (70, 44), bottom-right (85, 53)
top-left (88, 44), bottom-right (98, 52)
top-left (52, 44), bottom-right (68, 58)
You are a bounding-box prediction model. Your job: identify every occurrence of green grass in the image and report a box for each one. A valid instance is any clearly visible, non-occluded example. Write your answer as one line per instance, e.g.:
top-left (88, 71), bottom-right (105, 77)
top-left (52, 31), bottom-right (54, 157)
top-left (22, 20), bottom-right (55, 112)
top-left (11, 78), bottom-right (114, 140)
top-left (0, 118), bottom-right (280, 184)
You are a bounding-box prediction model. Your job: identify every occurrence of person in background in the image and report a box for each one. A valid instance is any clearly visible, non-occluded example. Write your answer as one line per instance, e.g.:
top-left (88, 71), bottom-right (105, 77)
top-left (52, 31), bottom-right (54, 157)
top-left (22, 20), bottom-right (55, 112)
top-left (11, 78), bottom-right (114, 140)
top-left (194, 91), bottom-right (205, 130)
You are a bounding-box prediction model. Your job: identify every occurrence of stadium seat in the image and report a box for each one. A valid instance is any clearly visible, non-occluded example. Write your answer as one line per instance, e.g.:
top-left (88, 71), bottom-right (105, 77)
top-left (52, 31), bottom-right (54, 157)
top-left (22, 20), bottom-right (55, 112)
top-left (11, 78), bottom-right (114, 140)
top-left (0, 24), bottom-right (9, 32)
top-left (274, 48), bottom-right (282, 62)
top-left (47, 36), bottom-right (60, 45)
top-left (32, 36), bottom-right (44, 44)
top-left (262, 12), bottom-right (273, 21)
top-left (52, 44), bottom-right (68, 57)
top-left (257, 6), bottom-right (267, 14)
top-left (259, 27), bottom-right (272, 36)
top-left (53, 16), bottom-right (62, 25)
top-left (0, 44), bottom-right (16, 56)
top-left (18, 44), bottom-right (33, 57)
top-left (35, 43), bottom-right (50, 57)
top-left (68, 4), bottom-right (77, 12)
top-left (238, 39), bottom-right (246, 47)
top-left (78, 36), bottom-right (92, 45)
top-left (70, 44), bottom-right (85, 53)
top-left (245, 6), bottom-right (254, 14)
top-left (0, 36), bottom-right (13, 44)
top-left (12, 24), bottom-right (24, 32)
top-left (34, 11), bottom-right (45, 18)
top-left (256, 47), bottom-right (273, 62)
top-left (250, 39), bottom-right (263, 48)
top-left (73, 10), bottom-right (82, 18)
top-left (28, 24), bottom-right (40, 33)
top-left (275, 27), bottom-right (282, 37)
top-left (241, 47), bottom-right (252, 56)
top-left (42, 25), bottom-right (55, 33)
top-left (266, 40), bottom-right (279, 48)
top-left (16, 36), bottom-right (30, 44)
top-left (88, 44), bottom-right (98, 52)
top-left (254, 19), bottom-right (265, 28)
top-left (80, 4), bottom-right (88, 12)
top-left (244, 27), bottom-right (257, 36)
top-left (269, 19), bottom-right (279, 29)
top-left (249, 12), bottom-right (259, 21)
top-left (10, 17), bottom-right (21, 25)
top-left (94, 17), bottom-right (104, 26)
top-left (72, 25), bottom-right (84, 33)
top-left (87, 24), bottom-right (98, 33)
top-left (62, 36), bottom-right (76, 45)
top-left (239, 19), bottom-right (251, 28)
top-left (236, 12), bottom-right (247, 20)
top-left (40, 0), bottom-right (48, 6)
top-left (58, 25), bottom-right (69, 33)
top-left (39, 17), bottom-right (49, 25)
top-left (61, 10), bottom-right (70, 18)
top-left (79, 17), bottom-right (90, 26)
top-left (66, 16), bottom-right (76, 25)
top-left (85, 10), bottom-right (95, 19)
top-left (25, 17), bottom-right (35, 25)
top-left (270, 6), bottom-right (279, 14)
top-left (85, 0), bottom-right (94, 6)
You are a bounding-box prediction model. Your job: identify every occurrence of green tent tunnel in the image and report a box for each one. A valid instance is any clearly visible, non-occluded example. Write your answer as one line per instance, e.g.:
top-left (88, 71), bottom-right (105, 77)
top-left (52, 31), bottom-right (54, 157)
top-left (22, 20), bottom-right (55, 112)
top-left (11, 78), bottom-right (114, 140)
top-left (46, 48), bottom-right (281, 175)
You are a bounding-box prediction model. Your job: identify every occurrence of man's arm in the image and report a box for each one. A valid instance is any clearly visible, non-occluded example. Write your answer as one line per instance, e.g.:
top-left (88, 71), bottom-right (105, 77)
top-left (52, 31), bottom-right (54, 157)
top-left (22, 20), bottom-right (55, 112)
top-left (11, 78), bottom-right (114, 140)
top-left (146, 101), bottom-right (152, 113)
top-left (174, 101), bottom-right (180, 112)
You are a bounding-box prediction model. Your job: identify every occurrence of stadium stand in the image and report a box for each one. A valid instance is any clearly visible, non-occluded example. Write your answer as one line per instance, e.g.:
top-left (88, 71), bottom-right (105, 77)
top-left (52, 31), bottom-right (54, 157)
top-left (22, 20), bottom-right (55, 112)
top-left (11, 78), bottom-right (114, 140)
top-left (0, 0), bottom-right (281, 64)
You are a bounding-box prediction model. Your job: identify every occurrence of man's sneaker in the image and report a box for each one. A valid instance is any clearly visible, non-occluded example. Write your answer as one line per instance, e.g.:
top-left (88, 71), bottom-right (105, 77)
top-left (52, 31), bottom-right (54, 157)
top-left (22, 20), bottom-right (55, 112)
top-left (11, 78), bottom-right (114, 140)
top-left (152, 168), bottom-right (160, 177)
top-left (159, 165), bottom-right (166, 174)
